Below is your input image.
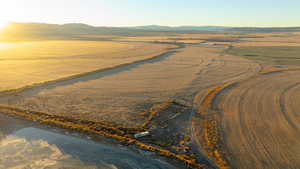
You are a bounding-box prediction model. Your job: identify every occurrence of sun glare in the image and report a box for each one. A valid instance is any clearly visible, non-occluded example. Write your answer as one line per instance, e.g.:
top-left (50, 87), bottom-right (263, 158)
top-left (0, 20), bottom-right (9, 30)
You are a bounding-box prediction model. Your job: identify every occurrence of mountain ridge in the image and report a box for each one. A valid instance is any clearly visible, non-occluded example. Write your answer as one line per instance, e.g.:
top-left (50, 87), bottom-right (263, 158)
top-left (1, 22), bottom-right (300, 41)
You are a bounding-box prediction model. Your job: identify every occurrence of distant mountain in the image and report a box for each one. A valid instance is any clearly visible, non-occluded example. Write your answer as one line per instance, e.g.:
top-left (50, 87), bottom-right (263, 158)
top-left (1, 22), bottom-right (300, 41)
top-left (229, 27), bottom-right (300, 32)
top-left (128, 25), bottom-right (300, 32)
top-left (1, 22), bottom-right (133, 40)
top-left (128, 25), bottom-right (233, 31)
top-left (1, 22), bottom-right (181, 41)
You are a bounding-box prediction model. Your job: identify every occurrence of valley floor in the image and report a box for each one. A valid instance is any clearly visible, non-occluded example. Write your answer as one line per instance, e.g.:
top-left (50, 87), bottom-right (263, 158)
top-left (0, 32), bottom-right (300, 169)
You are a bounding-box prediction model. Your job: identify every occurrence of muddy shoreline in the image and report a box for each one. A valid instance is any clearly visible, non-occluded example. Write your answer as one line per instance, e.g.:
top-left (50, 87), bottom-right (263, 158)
top-left (0, 113), bottom-right (180, 169)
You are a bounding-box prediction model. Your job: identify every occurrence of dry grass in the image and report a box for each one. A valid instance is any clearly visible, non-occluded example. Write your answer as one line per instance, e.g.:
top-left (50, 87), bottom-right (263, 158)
top-left (0, 40), bottom-right (174, 91)
top-left (119, 33), bottom-right (241, 44)
top-left (218, 71), bottom-right (300, 169)
top-left (203, 116), bottom-right (229, 169)
top-left (140, 102), bottom-right (171, 128)
top-left (233, 33), bottom-right (300, 47)
top-left (200, 82), bottom-right (232, 114)
top-left (4, 45), bottom-right (210, 126)
top-left (227, 46), bottom-right (300, 66)
top-left (260, 67), bottom-right (300, 74)
top-left (198, 83), bottom-right (234, 169)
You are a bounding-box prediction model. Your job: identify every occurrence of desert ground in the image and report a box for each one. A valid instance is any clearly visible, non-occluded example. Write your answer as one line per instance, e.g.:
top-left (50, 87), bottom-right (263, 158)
top-left (0, 32), bottom-right (300, 169)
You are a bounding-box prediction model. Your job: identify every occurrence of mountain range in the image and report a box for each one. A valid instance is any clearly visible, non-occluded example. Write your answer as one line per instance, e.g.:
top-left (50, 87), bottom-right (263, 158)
top-left (1, 22), bottom-right (300, 41)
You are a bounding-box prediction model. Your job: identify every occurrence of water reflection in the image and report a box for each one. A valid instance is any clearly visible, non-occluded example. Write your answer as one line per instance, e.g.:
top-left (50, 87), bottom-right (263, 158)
top-left (0, 115), bottom-right (176, 169)
top-left (0, 135), bottom-right (101, 169)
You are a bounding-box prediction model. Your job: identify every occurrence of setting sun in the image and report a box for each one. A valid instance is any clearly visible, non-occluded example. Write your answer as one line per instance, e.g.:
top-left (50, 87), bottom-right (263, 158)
top-left (0, 20), bottom-right (8, 30)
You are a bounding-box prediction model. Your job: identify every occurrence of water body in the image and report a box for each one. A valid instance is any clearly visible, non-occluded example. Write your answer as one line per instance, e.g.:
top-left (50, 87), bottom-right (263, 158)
top-left (0, 114), bottom-right (176, 169)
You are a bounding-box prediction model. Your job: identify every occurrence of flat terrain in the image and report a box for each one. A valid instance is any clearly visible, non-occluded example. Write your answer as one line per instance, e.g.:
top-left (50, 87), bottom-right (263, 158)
top-left (2, 46), bottom-right (228, 125)
top-left (219, 71), bottom-right (300, 169)
top-left (0, 40), bottom-right (174, 91)
top-left (0, 32), bottom-right (300, 169)
top-left (228, 46), bottom-right (300, 66)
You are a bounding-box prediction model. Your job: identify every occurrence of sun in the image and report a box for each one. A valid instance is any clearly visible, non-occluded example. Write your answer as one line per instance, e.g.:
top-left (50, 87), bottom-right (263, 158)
top-left (0, 20), bottom-right (9, 30)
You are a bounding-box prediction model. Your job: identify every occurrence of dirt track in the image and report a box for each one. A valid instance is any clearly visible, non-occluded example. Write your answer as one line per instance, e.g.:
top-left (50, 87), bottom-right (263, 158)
top-left (218, 71), bottom-right (300, 169)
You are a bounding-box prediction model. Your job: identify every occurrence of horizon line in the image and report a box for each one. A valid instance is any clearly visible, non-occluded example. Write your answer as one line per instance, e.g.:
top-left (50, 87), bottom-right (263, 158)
top-left (6, 21), bottom-right (300, 28)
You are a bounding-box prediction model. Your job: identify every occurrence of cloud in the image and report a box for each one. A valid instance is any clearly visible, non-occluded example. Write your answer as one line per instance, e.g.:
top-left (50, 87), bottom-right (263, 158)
top-left (0, 136), bottom-right (117, 169)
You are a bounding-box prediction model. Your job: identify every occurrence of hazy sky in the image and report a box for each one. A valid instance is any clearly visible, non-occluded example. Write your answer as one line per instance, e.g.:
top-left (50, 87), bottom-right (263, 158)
top-left (0, 0), bottom-right (299, 27)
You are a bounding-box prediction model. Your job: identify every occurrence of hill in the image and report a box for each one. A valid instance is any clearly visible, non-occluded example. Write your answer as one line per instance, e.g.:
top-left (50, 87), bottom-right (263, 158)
top-left (1, 22), bottom-right (300, 41)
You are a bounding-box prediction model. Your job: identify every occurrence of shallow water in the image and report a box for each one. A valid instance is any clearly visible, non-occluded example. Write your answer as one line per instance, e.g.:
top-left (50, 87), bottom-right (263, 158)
top-left (0, 115), bottom-right (176, 169)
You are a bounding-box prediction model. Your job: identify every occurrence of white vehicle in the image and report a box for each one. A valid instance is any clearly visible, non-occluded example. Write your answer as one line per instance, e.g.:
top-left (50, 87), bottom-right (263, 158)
top-left (134, 131), bottom-right (150, 138)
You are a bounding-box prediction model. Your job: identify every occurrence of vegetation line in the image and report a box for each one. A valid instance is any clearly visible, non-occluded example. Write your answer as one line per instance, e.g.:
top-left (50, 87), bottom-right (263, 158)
top-left (260, 67), bottom-right (300, 75)
top-left (198, 83), bottom-right (237, 169)
top-left (0, 104), bottom-right (205, 169)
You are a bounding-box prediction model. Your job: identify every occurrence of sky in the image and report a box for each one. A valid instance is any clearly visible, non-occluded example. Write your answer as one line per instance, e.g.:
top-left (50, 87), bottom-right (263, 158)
top-left (0, 0), bottom-right (299, 27)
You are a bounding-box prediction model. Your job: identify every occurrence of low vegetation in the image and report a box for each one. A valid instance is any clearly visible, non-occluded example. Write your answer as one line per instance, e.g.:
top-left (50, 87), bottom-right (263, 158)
top-left (227, 46), bottom-right (300, 66)
top-left (0, 103), bottom-right (206, 169)
top-left (260, 67), bottom-right (300, 74)
top-left (0, 40), bottom-right (174, 91)
top-left (198, 83), bottom-right (235, 169)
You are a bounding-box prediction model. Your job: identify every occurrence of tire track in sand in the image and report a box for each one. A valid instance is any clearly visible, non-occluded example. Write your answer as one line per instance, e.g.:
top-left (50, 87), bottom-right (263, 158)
top-left (219, 70), bottom-right (300, 169)
top-left (189, 50), bottom-right (261, 169)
